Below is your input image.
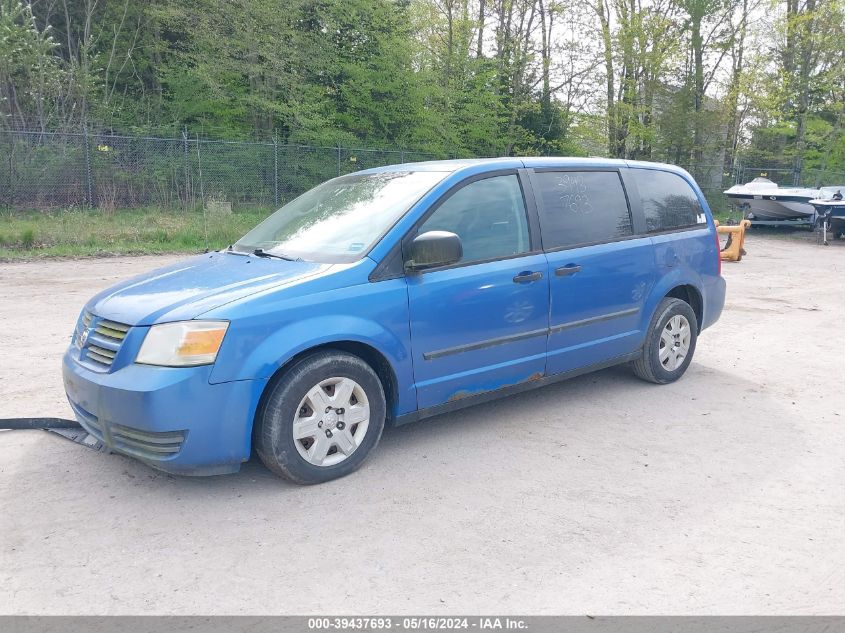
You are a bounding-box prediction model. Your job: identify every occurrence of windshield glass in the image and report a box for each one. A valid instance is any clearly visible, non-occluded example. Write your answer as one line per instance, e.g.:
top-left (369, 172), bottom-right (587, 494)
top-left (234, 170), bottom-right (446, 262)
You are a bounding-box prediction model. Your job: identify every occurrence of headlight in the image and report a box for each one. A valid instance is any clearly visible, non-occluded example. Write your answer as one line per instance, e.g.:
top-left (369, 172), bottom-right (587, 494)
top-left (136, 321), bottom-right (229, 367)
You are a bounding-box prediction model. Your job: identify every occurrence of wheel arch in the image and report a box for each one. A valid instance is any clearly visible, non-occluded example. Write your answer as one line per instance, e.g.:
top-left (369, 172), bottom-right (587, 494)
top-left (641, 267), bottom-right (705, 336)
top-left (255, 340), bottom-right (401, 429)
top-left (664, 284), bottom-right (703, 331)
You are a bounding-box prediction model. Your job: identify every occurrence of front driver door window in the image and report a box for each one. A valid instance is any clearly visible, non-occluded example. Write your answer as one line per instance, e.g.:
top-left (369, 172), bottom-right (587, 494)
top-left (405, 173), bottom-right (550, 409)
top-left (417, 174), bottom-right (530, 264)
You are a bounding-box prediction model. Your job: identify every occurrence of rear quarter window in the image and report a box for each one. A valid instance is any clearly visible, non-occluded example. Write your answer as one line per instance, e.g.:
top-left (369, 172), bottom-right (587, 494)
top-left (533, 170), bottom-right (633, 249)
top-left (631, 169), bottom-right (706, 232)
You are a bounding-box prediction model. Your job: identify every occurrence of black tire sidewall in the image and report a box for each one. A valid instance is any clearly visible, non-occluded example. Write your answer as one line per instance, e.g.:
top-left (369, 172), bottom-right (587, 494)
top-left (255, 351), bottom-right (386, 484)
top-left (644, 298), bottom-right (698, 384)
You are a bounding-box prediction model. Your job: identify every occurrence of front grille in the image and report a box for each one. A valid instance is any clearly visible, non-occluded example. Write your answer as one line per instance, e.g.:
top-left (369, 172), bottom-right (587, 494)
top-left (74, 311), bottom-right (131, 370)
top-left (95, 319), bottom-right (130, 341)
top-left (74, 311), bottom-right (93, 347)
top-left (86, 344), bottom-right (116, 365)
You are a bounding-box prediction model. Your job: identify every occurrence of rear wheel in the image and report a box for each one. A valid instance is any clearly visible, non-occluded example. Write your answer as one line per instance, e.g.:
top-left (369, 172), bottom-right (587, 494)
top-left (255, 350), bottom-right (386, 484)
top-left (632, 297), bottom-right (698, 384)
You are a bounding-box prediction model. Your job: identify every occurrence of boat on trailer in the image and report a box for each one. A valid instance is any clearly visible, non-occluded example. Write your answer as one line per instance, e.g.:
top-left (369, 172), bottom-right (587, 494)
top-left (809, 186), bottom-right (845, 242)
top-left (724, 177), bottom-right (820, 222)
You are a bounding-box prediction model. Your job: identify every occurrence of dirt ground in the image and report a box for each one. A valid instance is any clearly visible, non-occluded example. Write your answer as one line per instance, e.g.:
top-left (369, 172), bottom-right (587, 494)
top-left (1, 232), bottom-right (844, 615)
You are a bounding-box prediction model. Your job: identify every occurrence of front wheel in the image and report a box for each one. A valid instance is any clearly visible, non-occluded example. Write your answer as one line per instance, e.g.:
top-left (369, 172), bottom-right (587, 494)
top-left (254, 350), bottom-right (386, 484)
top-left (631, 297), bottom-right (698, 384)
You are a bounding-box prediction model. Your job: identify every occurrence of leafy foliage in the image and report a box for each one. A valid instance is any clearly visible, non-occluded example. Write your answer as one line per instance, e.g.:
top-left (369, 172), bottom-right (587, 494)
top-left (1, 0), bottom-right (843, 178)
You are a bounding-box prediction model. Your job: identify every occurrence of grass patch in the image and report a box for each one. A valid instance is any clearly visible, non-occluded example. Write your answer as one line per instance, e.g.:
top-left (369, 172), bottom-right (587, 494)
top-left (0, 203), bottom-right (752, 261)
top-left (0, 206), bottom-right (273, 260)
top-left (20, 227), bottom-right (36, 249)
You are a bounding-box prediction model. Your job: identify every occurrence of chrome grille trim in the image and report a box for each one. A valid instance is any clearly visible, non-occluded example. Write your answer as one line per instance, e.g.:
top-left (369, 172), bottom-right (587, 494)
top-left (90, 344), bottom-right (116, 357)
top-left (88, 335), bottom-right (120, 351)
top-left (95, 320), bottom-right (129, 341)
top-left (75, 311), bottom-right (93, 348)
top-left (73, 310), bottom-right (132, 370)
top-left (87, 346), bottom-right (116, 365)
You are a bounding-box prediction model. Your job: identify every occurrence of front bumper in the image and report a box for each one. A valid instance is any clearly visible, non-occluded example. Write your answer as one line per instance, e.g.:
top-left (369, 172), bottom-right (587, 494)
top-left (62, 349), bottom-right (265, 475)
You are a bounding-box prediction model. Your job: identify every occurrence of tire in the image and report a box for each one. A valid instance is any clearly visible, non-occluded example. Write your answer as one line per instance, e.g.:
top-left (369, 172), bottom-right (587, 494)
top-left (254, 350), bottom-right (386, 484)
top-left (631, 297), bottom-right (698, 384)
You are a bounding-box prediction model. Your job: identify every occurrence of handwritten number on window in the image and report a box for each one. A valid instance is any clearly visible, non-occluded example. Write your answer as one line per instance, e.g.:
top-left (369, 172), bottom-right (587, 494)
top-left (556, 173), bottom-right (593, 215)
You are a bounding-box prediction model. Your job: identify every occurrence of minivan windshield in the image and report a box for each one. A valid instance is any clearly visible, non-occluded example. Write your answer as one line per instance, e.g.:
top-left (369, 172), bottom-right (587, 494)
top-left (233, 170), bottom-right (446, 263)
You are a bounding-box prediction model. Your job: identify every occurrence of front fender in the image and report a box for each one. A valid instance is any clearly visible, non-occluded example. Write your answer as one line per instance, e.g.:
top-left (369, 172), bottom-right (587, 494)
top-left (207, 278), bottom-right (417, 416)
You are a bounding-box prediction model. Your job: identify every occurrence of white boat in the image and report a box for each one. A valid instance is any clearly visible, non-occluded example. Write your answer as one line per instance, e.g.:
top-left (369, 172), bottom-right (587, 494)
top-left (809, 186), bottom-right (845, 239)
top-left (812, 186), bottom-right (845, 203)
top-left (724, 177), bottom-right (820, 220)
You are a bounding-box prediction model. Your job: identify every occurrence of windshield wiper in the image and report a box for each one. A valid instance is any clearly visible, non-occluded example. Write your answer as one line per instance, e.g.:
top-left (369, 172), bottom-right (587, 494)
top-left (253, 248), bottom-right (296, 261)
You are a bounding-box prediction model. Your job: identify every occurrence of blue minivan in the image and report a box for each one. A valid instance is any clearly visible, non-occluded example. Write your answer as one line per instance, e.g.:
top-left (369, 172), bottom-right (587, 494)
top-left (63, 158), bottom-right (725, 483)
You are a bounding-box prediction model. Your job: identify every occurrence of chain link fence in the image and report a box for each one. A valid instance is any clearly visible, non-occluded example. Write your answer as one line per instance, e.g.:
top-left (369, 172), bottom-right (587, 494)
top-left (734, 164), bottom-right (845, 189)
top-left (3, 128), bottom-right (843, 215)
top-left (0, 129), bottom-right (443, 211)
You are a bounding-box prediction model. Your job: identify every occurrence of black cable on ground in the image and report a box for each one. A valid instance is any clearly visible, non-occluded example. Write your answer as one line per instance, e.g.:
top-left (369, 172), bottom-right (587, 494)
top-left (0, 418), bottom-right (81, 430)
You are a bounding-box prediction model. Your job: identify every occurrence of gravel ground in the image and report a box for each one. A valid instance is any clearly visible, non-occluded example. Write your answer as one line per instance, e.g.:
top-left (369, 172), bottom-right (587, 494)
top-left (1, 233), bottom-right (844, 615)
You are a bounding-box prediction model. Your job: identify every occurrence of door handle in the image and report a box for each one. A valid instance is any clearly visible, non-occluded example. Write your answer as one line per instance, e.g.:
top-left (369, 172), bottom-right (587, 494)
top-left (555, 264), bottom-right (582, 277)
top-left (513, 271), bottom-right (543, 283)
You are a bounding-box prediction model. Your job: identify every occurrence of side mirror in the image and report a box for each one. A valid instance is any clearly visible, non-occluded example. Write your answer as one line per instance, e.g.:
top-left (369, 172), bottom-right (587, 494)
top-left (405, 231), bottom-right (462, 271)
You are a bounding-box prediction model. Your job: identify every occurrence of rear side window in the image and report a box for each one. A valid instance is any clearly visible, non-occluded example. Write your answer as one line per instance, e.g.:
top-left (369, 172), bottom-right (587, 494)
top-left (533, 171), bottom-right (632, 249)
top-left (631, 169), bottom-right (705, 232)
top-left (418, 174), bottom-right (530, 264)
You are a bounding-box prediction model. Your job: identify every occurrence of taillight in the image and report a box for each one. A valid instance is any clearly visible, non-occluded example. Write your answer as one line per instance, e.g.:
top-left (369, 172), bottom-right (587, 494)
top-left (714, 228), bottom-right (722, 275)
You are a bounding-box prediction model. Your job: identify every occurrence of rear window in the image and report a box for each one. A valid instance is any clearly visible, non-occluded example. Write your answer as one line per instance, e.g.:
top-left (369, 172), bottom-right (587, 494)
top-left (631, 169), bottom-right (705, 232)
top-left (533, 171), bottom-right (633, 249)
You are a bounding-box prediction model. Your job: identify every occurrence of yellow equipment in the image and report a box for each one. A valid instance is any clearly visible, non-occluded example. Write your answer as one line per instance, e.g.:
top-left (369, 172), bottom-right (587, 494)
top-left (714, 219), bottom-right (751, 262)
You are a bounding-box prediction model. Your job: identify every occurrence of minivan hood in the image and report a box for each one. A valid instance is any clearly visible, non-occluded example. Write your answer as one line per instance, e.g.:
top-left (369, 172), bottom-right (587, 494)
top-left (87, 251), bottom-right (331, 325)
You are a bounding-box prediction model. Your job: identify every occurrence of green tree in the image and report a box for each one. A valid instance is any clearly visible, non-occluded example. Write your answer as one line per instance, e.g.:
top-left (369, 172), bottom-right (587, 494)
top-left (1, 0), bottom-right (65, 131)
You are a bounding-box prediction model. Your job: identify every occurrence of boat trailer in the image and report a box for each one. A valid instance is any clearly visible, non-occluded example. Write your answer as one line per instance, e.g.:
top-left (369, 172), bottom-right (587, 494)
top-left (731, 201), bottom-right (834, 245)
